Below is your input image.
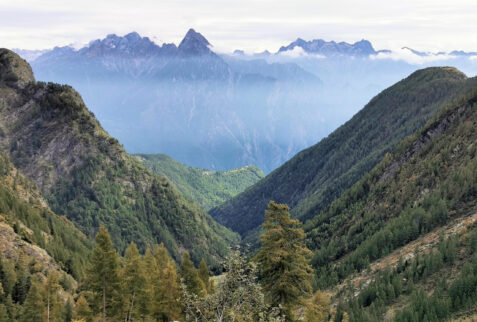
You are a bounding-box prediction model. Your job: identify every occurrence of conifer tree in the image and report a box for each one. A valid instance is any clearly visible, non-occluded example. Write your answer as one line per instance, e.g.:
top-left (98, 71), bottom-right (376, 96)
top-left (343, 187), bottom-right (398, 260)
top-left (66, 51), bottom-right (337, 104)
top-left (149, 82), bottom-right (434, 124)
top-left (154, 260), bottom-right (183, 321)
top-left (180, 252), bottom-right (206, 297)
top-left (140, 248), bottom-right (156, 317)
top-left (75, 294), bottom-right (92, 322)
top-left (45, 271), bottom-right (60, 322)
top-left (198, 259), bottom-right (211, 294)
top-left (255, 201), bottom-right (313, 321)
top-left (304, 291), bottom-right (330, 322)
top-left (154, 243), bottom-right (170, 271)
top-left (121, 242), bottom-right (147, 322)
top-left (85, 225), bottom-right (120, 321)
top-left (20, 279), bottom-right (44, 322)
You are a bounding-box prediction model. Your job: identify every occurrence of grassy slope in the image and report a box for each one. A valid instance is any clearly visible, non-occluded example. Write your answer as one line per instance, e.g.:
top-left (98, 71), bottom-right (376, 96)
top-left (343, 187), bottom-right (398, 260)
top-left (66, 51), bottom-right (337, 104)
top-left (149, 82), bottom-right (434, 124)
top-left (135, 153), bottom-right (264, 210)
top-left (0, 49), bottom-right (238, 268)
top-left (210, 67), bottom-right (468, 237)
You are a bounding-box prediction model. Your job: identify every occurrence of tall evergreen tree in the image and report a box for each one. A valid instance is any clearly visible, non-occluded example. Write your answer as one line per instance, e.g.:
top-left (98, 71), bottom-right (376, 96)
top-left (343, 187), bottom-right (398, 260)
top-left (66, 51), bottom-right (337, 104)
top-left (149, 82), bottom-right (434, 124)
top-left (20, 279), bottom-right (44, 322)
top-left (45, 271), bottom-right (60, 322)
top-left (180, 252), bottom-right (206, 297)
top-left (121, 242), bottom-right (147, 322)
top-left (154, 243), bottom-right (170, 271)
top-left (85, 225), bottom-right (120, 321)
top-left (198, 259), bottom-right (211, 294)
top-left (255, 201), bottom-right (313, 321)
top-left (75, 294), bottom-right (92, 322)
top-left (154, 260), bottom-right (183, 321)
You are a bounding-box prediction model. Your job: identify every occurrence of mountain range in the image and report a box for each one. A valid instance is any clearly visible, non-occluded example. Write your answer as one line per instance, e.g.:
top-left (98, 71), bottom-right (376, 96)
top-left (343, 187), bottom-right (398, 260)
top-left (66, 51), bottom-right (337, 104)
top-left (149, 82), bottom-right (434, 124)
top-left (14, 30), bottom-right (477, 174)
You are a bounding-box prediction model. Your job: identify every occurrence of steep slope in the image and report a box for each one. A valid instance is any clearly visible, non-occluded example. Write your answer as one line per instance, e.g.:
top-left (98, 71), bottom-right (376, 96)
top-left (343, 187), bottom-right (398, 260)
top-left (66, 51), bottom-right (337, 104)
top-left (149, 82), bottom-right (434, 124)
top-left (135, 153), bottom-right (264, 210)
top-left (0, 49), bottom-right (238, 267)
top-left (211, 67), bottom-right (468, 236)
top-left (0, 153), bottom-right (91, 279)
top-left (311, 77), bottom-right (477, 320)
top-left (306, 77), bottom-right (477, 280)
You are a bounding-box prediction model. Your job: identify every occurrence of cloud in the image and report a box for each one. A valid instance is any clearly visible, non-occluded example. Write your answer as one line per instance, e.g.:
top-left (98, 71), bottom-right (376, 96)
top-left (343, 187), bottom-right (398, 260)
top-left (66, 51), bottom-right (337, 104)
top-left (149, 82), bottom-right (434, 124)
top-left (370, 48), bottom-right (458, 65)
top-left (277, 46), bottom-right (325, 58)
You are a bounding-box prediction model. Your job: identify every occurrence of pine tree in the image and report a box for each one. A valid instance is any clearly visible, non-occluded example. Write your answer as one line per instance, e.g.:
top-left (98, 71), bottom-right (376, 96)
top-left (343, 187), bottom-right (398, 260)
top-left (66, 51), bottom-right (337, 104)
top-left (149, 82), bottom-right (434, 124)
top-left (121, 242), bottom-right (147, 322)
top-left (20, 279), bottom-right (44, 322)
top-left (75, 294), bottom-right (92, 322)
top-left (180, 252), bottom-right (206, 297)
top-left (85, 225), bottom-right (120, 321)
top-left (198, 259), bottom-right (211, 294)
top-left (255, 201), bottom-right (313, 321)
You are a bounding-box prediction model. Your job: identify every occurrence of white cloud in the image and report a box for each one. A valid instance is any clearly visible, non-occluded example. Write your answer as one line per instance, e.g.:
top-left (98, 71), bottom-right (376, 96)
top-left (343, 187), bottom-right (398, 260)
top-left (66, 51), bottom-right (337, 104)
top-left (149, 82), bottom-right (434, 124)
top-left (277, 46), bottom-right (324, 58)
top-left (1, 0), bottom-right (477, 52)
top-left (370, 48), bottom-right (458, 65)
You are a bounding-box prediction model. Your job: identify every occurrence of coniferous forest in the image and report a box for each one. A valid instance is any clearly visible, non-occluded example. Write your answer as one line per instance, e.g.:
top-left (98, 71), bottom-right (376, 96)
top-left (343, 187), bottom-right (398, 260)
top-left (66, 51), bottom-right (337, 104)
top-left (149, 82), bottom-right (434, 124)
top-left (2, 2), bottom-right (477, 320)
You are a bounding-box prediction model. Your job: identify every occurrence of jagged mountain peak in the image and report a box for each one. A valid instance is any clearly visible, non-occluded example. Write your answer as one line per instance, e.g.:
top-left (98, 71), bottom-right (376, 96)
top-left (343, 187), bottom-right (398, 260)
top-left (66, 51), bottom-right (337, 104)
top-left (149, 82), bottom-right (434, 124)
top-left (278, 37), bottom-right (377, 56)
top-left (178, 28), bottom-right (213, 56)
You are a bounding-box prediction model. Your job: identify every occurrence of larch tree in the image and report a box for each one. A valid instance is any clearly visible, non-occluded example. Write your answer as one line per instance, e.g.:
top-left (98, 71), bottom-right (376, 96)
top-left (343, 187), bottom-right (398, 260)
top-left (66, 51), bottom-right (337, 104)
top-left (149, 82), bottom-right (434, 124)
top-left (121, 242), bottom-right (147, 322)
top-left (198, 259), bottom-right (211, 294)
top-left (255, 201), bottom-right (313, 321)
top-left (85, 225), bottom-right (121, 321)
top-left (180, 252), bottom-right (206, 297)
top-left (75, 294), bottom-right (92, 322)
top-left (155, 259), bottom-right (183, 321)
top-left (45, 271), bottom-right (60, 322)
top-left (21, 278), bottom-right (44, 322)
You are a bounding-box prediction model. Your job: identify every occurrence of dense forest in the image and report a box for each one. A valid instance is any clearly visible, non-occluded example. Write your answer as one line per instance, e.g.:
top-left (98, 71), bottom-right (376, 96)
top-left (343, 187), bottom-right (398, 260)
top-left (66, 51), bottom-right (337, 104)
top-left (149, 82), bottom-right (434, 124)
top-left (135, 153), bottom-right (264, 210)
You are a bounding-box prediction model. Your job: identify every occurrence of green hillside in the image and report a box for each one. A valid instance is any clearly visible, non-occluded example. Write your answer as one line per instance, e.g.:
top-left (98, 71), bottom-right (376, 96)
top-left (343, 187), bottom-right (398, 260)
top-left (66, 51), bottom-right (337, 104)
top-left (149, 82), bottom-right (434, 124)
top-left (135, 153), bottom-right (264, 210)
top-left (0, 49), bottom-right (238, 268)
top-left (210, 67), bottom-right (468, 237)
top-left (0, 152), bottom-right (92, 319)
top-left (309, 78), bottom-right (477, 320)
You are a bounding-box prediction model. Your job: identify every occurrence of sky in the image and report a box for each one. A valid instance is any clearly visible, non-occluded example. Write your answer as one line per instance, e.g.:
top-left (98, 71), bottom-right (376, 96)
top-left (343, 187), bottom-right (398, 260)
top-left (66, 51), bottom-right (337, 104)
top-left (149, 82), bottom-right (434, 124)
top-left (1, 0), bottom-right (477, 53)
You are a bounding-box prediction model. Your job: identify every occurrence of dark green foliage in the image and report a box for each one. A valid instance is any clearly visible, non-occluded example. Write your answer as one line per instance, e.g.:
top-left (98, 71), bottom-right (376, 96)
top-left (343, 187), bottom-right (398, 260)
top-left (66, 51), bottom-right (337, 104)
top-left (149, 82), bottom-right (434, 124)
top-left (211, 67), bottom-right (468, 237)
top-left (255, 201), bottom-right (313, 320)
top-left (136, 153), bottom-right (264, 210)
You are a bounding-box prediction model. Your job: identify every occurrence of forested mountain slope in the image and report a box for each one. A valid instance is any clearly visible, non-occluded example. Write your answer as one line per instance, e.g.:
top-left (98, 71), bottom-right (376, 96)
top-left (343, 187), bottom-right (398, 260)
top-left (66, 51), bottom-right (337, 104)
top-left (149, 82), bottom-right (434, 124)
top-left (0, 152), bottom-right (92, 319)
top-left (210, 67), bottom-right (468, 236)
top-left (0, 49), bottom-right (238, 267)
top-left (314, 76), bottom-right (477, 320)
top-left (135, 153), bottom-right (264, 210)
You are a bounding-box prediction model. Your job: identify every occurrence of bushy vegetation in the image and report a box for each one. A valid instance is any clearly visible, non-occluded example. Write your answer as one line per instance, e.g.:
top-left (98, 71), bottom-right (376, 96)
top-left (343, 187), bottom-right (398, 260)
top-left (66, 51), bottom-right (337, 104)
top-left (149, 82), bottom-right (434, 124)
top-left (136, 153), bottom-right (264, 210)
top-left (211, 67), bottom-right (468, 237)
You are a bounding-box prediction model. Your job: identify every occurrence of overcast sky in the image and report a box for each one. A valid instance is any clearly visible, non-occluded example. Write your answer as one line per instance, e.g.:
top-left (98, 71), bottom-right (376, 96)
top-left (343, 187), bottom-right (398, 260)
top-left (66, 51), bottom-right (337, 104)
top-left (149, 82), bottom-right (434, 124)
top-left (1, 0), bottom-right (477, 53)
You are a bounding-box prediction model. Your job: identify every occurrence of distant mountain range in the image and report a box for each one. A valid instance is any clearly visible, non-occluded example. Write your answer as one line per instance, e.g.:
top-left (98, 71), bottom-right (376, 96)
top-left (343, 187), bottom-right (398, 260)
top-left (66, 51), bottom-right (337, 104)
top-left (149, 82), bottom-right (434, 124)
top-left (13, 30), bottom-right (477, 173)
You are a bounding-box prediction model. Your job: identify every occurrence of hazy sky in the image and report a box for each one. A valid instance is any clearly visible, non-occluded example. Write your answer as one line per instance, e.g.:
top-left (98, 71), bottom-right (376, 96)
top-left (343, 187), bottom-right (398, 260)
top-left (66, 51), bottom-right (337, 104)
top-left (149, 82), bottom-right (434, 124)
top-left (2, 0), bottom-right (477, 53)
